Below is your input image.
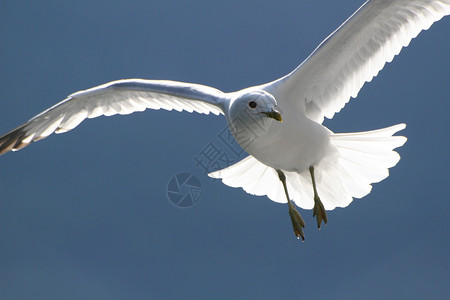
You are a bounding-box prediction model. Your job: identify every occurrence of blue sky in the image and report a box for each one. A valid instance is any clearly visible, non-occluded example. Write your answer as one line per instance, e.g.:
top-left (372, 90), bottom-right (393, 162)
top-left (0, 1), bottom-right (449, 299)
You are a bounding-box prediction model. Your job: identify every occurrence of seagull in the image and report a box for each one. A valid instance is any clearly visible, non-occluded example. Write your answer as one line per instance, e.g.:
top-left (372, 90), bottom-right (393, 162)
top-left (1, 0), bottom-right (448, 240)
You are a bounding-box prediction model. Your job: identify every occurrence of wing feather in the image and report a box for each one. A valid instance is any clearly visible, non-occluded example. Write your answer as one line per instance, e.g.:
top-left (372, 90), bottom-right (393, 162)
top-left (261, 0), bottom-right (450, 123)
top-left (0, 79), bottom-right (227, 154)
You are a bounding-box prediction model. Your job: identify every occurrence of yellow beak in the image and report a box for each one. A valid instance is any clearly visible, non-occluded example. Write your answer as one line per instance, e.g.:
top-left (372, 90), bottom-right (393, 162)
top-left (262, 108), bottom-right (283, 122)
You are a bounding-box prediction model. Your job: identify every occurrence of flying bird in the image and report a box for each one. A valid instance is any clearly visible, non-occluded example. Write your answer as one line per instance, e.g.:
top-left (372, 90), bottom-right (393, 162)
top-left (1, 0), bottom-right (449, 240)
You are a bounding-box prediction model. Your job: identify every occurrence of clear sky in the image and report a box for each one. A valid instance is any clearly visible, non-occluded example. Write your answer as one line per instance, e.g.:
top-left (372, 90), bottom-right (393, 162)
top-left (0, 1), bottom-right (449, 299)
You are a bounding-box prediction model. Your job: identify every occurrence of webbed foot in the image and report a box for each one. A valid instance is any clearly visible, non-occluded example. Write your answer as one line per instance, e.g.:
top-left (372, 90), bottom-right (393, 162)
top-left (288, 201), bottom-right (305, 241)
top-left (313, 195), bottom-right (328, 229)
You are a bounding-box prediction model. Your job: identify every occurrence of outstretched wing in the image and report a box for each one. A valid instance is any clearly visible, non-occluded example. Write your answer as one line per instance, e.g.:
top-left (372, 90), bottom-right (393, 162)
top-left (0, 79), bottom-right (227, 155)
top-left (261, 0), bottom-right (450, 123)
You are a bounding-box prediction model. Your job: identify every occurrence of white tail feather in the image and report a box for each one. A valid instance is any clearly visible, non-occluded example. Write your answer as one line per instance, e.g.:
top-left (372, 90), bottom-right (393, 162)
top-left (209, 124), bottom-right (406, 210)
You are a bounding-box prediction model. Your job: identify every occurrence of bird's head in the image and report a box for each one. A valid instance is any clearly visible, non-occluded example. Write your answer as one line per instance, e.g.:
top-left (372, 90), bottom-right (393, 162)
top-left (227, 90), bottom-right (282, 150)
top-left (230, 90), bottom-right (282, 122)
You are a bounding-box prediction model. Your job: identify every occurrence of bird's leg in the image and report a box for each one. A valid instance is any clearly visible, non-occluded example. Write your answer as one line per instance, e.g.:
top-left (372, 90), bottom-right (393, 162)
top-left (309, 166), bottom-right (328, 229)
top-left (276, 169), bottom-right (305, 241)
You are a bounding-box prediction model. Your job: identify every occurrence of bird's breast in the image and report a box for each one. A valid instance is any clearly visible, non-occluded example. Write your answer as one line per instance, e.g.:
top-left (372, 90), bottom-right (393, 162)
top-left (241, 115), bottom-right (333, 172)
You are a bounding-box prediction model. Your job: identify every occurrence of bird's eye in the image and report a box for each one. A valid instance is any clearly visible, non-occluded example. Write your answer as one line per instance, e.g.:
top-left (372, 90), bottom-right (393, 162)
top-left (248, 101), bottom-right (257, 108)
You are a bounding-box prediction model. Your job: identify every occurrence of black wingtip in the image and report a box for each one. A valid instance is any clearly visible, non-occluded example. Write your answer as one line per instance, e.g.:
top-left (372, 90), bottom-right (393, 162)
top-left (0, 124), bottom-right (30, 155)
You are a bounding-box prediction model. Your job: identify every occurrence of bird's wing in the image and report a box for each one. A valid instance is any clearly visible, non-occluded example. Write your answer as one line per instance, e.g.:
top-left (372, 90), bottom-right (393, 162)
top-left (0, 79), bottom-right (227, 154)
top-left (260, 0), bottom-right (450, 123)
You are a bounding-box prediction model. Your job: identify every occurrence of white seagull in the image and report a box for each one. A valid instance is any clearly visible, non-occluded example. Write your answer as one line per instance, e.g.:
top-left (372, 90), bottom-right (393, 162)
top-left (1, 0), bottom-right (449, 240)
